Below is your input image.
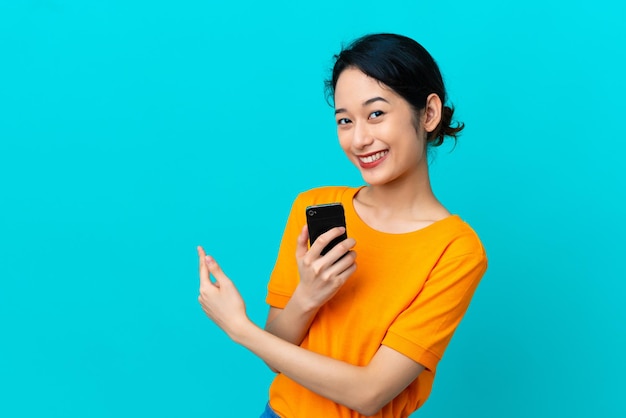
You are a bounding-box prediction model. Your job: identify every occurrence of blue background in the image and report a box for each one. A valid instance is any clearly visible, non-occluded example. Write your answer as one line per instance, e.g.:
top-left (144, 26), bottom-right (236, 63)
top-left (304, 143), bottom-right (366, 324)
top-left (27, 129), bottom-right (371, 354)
top-left (1, 1), bottom-right (624, 416)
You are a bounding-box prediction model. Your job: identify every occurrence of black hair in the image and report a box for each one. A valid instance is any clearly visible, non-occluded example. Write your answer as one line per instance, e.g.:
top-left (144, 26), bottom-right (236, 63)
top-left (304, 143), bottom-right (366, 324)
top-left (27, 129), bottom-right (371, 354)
top-left (325, 33), bottom-right (463, 147)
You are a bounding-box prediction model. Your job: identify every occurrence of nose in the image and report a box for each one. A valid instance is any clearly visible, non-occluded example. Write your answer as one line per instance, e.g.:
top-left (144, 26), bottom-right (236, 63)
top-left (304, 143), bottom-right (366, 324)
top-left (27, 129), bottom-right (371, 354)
top-left (352, 121), bottom-right (374, 150)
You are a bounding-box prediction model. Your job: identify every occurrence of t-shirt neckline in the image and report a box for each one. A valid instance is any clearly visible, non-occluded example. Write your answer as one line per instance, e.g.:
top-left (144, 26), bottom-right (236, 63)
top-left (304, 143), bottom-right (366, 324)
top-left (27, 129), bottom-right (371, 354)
top-left (341, 186), bottom-right (460, 239)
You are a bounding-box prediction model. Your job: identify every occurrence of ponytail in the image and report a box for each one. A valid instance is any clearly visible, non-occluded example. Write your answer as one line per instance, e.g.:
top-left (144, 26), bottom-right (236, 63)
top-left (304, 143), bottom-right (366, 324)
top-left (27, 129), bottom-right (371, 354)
top-left (427, 105), bottom-right (464, 147)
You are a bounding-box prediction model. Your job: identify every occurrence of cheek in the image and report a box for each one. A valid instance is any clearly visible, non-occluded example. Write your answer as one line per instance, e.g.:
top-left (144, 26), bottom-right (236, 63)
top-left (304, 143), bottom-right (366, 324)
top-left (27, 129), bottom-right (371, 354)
top-left (397, 128), bottom-right (424, 159)
top-left (337, 130), bottom-right (352, 153)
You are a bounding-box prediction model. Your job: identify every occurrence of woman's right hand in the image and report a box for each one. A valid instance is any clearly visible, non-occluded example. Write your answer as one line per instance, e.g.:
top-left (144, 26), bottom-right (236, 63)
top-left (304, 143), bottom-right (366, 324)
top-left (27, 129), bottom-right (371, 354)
top-left (293, 225), bottom-right (357, 311)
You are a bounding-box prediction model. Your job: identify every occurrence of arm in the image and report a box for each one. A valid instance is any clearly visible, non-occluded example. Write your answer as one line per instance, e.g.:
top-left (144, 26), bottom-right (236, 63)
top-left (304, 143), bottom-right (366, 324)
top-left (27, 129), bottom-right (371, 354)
top-left (197, 247), bottom-right (424, 416)
top-left (264, 225), bottom-right (356, 346)
top-left (241, 321), bottom-right (424, 416)
top-left (262, 304), bottom-right (314, 373)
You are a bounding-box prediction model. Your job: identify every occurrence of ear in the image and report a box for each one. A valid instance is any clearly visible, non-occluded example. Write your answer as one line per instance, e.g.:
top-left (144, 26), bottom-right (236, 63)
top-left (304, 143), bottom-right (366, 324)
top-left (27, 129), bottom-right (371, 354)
top-left (422, 93), bottom-right (442, 133)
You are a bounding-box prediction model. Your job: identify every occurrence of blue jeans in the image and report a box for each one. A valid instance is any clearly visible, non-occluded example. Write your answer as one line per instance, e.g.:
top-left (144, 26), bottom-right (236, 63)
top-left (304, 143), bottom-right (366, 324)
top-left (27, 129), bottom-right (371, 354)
top-left (259, 402), bottom-right (280, 418)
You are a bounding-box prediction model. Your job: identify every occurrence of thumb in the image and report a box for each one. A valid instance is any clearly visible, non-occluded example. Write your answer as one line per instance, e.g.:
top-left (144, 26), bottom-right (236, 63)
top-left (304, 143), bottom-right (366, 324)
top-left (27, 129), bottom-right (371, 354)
top-left (295, 225), bottom-right (309, 259)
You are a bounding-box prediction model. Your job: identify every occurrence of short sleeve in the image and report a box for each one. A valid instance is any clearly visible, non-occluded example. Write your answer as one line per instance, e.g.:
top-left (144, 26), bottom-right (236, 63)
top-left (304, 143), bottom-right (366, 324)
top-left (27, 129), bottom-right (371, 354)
top-left (382, 236), bottom-right (487, 372)
top-left (265, 194), bottom-right (306, 308)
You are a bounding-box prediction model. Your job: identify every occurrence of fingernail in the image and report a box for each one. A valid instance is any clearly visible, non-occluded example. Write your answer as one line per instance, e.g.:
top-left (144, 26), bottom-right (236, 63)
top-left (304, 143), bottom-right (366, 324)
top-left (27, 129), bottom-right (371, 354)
top-left (205, 255), bottom-right (214, 264)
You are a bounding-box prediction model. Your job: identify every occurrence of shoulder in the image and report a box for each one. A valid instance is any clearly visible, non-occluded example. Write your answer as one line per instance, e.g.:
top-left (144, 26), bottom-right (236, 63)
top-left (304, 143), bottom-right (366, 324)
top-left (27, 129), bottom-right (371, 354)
top-left (447, 217), bottom-right (485, 254)
top-left (436, 216), bottom-right (488, 269)
top-left (294, 186), bottom-right (356, 207)
top-left (283, 186), bottom-right (356, 224)
top-left (418, 215), bottom-right (487, 264)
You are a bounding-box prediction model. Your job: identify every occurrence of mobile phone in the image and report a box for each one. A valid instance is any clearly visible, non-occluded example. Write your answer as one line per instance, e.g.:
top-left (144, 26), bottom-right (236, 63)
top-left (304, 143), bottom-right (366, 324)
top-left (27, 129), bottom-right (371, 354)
top-left (305, 203), bottom-right (348, 256)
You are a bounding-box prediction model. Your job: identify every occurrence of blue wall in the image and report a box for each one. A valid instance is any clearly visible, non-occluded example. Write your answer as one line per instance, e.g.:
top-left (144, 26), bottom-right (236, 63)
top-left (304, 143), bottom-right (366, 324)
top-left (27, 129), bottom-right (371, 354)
top-left (1, 1), bottom-right (624, 416)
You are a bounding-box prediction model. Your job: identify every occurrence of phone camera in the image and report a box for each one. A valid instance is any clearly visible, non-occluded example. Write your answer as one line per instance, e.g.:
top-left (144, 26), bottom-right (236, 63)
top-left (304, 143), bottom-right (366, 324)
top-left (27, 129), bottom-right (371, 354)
top-left (308, 210), bottom-right (316, 216)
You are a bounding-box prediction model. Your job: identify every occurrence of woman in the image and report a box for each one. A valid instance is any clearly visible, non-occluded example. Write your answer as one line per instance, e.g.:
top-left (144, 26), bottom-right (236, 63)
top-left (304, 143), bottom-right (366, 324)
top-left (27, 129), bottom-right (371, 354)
top-left (198, 33), bottom-right (487, 417)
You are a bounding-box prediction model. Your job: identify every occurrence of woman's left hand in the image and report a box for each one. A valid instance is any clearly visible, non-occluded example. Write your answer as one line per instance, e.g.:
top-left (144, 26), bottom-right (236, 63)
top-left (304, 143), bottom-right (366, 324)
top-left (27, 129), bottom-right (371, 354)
top-left (197, 246), bottom-right (250, 338)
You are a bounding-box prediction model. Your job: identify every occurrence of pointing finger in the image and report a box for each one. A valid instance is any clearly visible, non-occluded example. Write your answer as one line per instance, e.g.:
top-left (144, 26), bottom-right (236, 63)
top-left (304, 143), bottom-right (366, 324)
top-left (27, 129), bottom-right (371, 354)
top-left (197, 245), bottom-right (211, 286)
top-left (310, 226), bottom-right (346, 257)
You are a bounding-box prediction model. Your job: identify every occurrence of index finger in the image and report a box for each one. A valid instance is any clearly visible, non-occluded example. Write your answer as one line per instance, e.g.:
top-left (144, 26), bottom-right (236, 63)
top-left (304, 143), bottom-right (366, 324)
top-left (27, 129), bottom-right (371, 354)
top-left (309, 226), bottom-right (347, 258)
top-left (197, 245), bottom-right (211, 285)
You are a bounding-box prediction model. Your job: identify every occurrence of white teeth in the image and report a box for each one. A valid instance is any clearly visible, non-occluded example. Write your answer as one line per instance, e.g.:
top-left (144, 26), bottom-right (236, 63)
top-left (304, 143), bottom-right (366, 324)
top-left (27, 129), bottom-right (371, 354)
top-left (359, 151), bottom-right (388, 163)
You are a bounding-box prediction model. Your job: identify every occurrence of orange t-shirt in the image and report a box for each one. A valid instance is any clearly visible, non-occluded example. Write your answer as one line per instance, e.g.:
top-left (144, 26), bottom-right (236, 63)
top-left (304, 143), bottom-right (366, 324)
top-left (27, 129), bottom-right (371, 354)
top-left (266, 186), bottom-right (487, 418)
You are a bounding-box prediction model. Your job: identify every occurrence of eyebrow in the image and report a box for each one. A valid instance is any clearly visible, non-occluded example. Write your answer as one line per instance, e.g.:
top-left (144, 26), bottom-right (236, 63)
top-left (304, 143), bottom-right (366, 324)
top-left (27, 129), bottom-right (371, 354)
top-left (334, 96), bottom-right (390, 115)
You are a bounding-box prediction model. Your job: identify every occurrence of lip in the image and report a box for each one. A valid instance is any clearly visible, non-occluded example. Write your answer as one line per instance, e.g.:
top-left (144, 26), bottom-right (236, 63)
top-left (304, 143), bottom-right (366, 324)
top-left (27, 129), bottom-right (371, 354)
top-left (356, 150), bottom-right (388, 169)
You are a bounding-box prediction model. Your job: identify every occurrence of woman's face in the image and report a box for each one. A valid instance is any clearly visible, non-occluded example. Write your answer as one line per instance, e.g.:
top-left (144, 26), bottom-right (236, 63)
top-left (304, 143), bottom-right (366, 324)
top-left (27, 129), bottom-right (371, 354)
top-left (334, 68), bottom-right (427, 187)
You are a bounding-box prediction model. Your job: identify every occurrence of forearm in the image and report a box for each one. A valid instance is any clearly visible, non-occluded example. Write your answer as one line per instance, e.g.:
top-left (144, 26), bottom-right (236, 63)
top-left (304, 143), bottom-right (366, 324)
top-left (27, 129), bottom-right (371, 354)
top-left (198, 242), bottom-right (415, 414)
top-left (234, 320), bottom-right (379, 415)
top-left (264, 288), bottom-right (319, 345)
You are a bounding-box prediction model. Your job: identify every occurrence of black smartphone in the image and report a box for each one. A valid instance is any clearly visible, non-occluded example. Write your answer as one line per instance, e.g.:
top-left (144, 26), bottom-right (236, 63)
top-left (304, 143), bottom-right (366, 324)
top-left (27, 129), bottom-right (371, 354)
top-left (305, 203), bottom-right (348, 256)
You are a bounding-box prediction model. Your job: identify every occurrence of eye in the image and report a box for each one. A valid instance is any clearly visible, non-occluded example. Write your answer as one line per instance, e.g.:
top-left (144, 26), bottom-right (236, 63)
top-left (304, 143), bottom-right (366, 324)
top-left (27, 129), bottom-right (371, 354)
top-left (337, 117), bottom-right (352, 125)
top-left (369, 110), bottom-right (384, 119)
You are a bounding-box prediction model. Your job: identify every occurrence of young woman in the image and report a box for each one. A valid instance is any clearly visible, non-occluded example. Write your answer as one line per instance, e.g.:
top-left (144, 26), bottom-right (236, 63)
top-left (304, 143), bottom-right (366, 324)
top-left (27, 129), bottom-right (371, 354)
top-left (198, 33), bottom-right (487, 418)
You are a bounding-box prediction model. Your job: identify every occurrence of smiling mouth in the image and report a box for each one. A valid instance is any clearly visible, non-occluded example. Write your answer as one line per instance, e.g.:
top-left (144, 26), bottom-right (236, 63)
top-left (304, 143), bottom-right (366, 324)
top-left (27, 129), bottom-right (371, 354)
top-left (358, 150), bottom-right (388, 164)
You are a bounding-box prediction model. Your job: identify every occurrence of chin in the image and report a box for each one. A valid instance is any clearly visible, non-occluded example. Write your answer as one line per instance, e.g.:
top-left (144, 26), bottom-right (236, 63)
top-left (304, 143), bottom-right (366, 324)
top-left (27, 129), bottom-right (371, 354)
top-left (359, 172), bottom-right (394, 187)
top-left (361, 168), bottom-right (413, 187)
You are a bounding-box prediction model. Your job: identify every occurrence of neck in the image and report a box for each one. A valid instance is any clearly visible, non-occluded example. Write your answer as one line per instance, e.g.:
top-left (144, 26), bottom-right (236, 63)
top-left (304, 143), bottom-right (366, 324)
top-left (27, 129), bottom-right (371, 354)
top-left (360, 163), bottom-right (447, 221)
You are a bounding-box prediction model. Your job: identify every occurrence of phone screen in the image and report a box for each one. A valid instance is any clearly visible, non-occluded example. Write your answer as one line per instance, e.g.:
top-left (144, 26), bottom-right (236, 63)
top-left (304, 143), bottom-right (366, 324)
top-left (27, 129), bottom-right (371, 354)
top-left (305, 203), bottom-right (348, 255)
